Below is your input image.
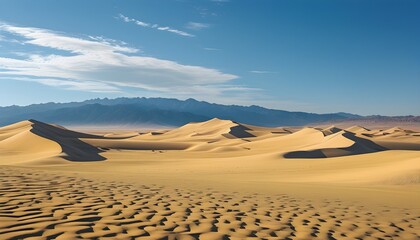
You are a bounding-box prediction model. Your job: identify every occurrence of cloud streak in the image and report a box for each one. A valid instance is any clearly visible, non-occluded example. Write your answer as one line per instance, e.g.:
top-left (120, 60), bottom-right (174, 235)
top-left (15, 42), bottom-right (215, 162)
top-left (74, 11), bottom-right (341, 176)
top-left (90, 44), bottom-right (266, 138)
top-left (0, 76), bottom-right (121, 93)
top-left (0, 22), bottom-right (242, 100)
top-left (118, 14), bottom-right (194, 37)
top-left (250, 70), bottom-right (276, 74)
top-left (186, 22), bottom-right (210, 30)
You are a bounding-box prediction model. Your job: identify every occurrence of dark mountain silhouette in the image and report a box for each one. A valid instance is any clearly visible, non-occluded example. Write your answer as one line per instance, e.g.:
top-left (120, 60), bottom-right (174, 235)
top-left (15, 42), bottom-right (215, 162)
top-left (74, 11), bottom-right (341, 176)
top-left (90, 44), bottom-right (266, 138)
top-left (0, 97), bottom-right (364, 127)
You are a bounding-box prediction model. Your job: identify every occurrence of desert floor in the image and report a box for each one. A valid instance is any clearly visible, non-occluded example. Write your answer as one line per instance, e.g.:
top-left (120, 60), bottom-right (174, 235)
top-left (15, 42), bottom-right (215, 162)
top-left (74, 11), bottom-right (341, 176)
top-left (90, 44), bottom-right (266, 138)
top-left (0, 119), bottom-right (419, 239)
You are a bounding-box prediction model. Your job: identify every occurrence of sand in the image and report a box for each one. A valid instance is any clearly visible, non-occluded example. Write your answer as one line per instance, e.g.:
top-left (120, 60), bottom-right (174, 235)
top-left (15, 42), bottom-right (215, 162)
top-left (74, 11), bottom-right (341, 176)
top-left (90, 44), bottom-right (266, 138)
top-left (0, 119), bottom-right (419, 239)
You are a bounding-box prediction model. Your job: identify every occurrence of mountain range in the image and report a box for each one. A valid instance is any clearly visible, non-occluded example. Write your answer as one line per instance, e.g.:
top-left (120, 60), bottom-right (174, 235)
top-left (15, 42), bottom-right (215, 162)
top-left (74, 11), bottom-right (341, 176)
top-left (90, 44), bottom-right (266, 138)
top-left (0, 97), bottom-right (415, 127)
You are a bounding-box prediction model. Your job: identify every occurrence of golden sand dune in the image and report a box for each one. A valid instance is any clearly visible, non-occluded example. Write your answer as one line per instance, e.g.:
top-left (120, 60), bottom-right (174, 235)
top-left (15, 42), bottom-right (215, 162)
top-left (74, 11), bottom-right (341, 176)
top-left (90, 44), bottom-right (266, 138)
top-left (344, 125), bottom-right (370, 133)
top-left (0, 120), bottom-right (105, 162)
top-left (0, 119), bottom-right (419, 239)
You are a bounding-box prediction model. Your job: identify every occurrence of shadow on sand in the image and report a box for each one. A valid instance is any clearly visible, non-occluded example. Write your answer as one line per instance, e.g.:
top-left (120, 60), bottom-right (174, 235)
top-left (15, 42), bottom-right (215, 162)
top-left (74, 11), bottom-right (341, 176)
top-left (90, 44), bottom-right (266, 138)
top-left (29, 120), bottom-right (106, 161)
top-left (228, 124), bottom-right (255, 138)
top-left (284, 132), bottom-right (388, 159)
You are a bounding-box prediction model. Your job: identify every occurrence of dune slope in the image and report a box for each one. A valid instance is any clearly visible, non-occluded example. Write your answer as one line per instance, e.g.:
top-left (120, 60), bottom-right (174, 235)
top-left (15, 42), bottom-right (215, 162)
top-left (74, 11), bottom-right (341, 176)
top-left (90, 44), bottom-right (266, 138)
top-left (0, 120), bottom-right (105, 162)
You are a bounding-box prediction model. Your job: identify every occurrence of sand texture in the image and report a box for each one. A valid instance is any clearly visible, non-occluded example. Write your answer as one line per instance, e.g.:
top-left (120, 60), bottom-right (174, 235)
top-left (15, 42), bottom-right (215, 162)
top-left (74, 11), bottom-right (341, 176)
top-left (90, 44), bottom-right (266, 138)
top-left (0, 119), bottom-right (419, 239)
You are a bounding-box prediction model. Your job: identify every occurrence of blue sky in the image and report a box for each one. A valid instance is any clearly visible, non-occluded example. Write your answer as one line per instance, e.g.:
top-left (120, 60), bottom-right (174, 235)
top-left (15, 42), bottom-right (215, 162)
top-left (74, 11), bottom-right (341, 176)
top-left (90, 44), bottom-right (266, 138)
top-left (0, 0), bottom-right (419, 115)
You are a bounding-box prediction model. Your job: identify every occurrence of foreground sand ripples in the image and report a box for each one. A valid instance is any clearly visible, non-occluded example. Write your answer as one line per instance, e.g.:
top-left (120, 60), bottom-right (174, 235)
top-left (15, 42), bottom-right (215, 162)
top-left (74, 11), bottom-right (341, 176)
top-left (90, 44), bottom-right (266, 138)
top-left (0, 167), bottom-right (418, 240)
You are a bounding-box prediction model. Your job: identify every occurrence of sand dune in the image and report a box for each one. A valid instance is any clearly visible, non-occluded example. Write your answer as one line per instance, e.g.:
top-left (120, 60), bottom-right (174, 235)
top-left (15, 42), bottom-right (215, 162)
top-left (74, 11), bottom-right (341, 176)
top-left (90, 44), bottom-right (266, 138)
top-left (0, 120), bottom-right (105, 162)
top-left (1, 118), bottom-right (419, 182)
top-left (319, 125), bottom-right (342, 136)
top-left (0, 118), bottom-right (419, 239)
top-left (345, 125), bottom-right (370, 133)
top-left (0, 120), bottom-right (62, 161)
top-left (141, 118), bottom-right (256, 140)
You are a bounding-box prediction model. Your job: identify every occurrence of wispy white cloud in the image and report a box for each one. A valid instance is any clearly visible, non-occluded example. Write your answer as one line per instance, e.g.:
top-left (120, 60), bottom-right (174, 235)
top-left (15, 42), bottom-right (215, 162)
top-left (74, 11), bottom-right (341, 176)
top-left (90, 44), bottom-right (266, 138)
top-left (250, 70), bottom-right (276, 74)
top-left (118, 14), bottom-right (150, 27)
top-left (186, 22), bottom-right (210, 30)
top-left (88, 35), bottom-right (130, 48)
top-left (0, 23), bottom-right (138, 54)
top-left (0, 76), bottom-right (120, 93)
top-left (0, 22), bottom-right (243, 100)
top-left (117, 14), bottom-right (194, 37)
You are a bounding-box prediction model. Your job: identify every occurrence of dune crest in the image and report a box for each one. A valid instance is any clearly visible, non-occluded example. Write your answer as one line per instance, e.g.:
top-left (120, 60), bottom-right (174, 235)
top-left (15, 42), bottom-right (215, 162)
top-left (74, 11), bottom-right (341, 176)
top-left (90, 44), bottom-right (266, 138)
top-left (345, 125), bottom-right (370, 133)
top-left (1, 119), bottom-right (419, 163)
top-left (0, 120), bottom-right (105, 162)
top-left (162, 118), bottom-right (256, 139)
top-left (0, 120), bottom-right (62, 161)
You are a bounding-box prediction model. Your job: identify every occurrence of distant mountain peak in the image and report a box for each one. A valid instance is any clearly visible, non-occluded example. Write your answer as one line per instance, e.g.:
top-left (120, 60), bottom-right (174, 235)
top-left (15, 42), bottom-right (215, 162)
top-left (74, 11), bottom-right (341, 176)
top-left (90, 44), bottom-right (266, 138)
top-left (0, 97), bottom-right (379, 128)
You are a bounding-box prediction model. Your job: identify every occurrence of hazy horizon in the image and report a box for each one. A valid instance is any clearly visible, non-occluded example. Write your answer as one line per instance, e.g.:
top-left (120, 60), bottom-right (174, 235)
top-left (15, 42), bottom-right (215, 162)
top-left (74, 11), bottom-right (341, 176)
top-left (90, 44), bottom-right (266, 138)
top-left (0, 96), bottom-right (419, 117)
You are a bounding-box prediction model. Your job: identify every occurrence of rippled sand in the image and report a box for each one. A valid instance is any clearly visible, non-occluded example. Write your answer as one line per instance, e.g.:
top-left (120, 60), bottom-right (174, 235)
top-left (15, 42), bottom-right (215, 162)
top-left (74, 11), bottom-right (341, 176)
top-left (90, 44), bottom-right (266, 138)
top-left (0, 167), bottom-right (419, 240)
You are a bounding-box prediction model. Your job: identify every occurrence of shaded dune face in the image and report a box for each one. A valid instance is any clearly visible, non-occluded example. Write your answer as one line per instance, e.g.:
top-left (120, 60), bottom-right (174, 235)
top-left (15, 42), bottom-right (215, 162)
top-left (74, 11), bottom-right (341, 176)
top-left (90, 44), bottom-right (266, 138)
top-left (283, 132), bottom-right (388, 159)
top-left (319, 126), bottom-right (342, 136)
top-left (223, 124), bottom-right (255, 138)
top-left (29, 120), bottom-right (106, 161)
top-left (0, 120), bottom-right (105, 162)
